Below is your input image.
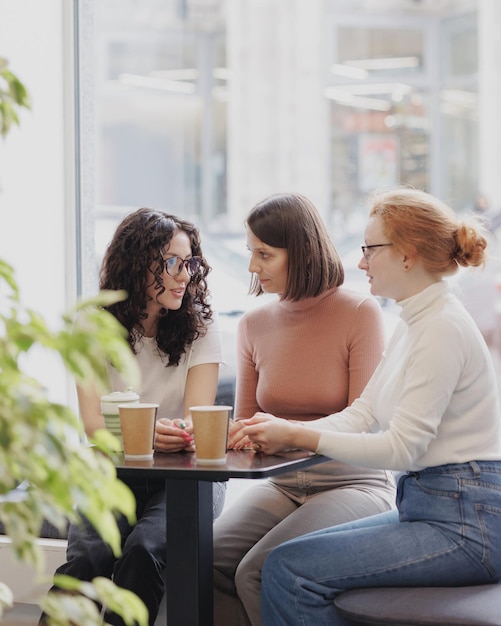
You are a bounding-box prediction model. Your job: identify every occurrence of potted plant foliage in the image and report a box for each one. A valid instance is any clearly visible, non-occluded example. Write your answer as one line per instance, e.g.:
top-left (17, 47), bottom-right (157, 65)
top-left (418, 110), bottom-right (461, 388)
top-left (0, 60), bottom-right (148, 626)
top-left (0, 57), bottom-right (31, 136)
top-left (0, 259), bottom-right (149, 625)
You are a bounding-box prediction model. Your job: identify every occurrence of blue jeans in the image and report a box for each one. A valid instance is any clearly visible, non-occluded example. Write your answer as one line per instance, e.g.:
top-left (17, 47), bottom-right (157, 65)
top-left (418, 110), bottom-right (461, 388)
top-left (261, 461), bottom-right (501, 626)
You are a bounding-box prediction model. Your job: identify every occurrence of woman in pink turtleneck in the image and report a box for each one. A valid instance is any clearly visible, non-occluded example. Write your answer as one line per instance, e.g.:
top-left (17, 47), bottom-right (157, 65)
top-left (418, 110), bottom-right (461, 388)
top-left (212, 193), bottom-right (396, 626)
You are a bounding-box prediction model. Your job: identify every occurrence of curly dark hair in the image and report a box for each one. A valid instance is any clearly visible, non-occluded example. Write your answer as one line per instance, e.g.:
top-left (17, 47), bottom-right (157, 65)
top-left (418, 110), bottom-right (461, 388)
top-left (99, 207), bottom-right (213, 366)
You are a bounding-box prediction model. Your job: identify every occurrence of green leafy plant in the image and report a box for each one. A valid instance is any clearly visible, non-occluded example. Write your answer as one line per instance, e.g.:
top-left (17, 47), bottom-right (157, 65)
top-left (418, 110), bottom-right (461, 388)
top-left (0, 258), bottom-right (147, 626)
top-left (0, 57), bottom-right (31, 137)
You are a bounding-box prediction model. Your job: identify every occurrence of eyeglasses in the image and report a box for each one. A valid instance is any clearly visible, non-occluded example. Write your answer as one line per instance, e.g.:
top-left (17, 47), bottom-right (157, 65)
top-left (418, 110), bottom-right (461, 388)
top-left (361, 243), bottom-right (393, 260)
top-left (163, 256), bottom-right (203, 277)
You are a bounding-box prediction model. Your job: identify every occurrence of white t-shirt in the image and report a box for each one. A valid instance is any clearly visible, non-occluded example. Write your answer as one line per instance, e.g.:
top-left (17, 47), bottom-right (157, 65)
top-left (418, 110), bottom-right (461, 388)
top-left (107, 314), bottom-right (224, 419)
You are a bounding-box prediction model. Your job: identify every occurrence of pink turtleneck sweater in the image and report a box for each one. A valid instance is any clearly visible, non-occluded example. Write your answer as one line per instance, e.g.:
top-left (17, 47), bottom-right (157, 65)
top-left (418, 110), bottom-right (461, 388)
top-left (236, 287), bottom-right (385, 422)
top-left (235, 286), bottom-right (395, 489)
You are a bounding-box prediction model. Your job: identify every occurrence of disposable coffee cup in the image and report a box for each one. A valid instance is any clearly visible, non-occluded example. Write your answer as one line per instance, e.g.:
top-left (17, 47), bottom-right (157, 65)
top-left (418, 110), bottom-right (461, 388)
top-left (101, 390), bottom-right (140, 449)
top-left (190, 405), bottom-right (232, 465)
top-left (118, 403), bottom-right (158, 460)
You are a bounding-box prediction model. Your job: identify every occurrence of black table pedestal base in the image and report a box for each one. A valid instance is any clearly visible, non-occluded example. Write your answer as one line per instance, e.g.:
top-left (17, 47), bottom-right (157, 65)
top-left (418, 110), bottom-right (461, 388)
top-left (165, 478), bottom-right (215, 625)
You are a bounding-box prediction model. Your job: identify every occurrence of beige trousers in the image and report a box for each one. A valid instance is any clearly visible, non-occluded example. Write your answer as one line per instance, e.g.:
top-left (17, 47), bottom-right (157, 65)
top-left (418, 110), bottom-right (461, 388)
top-left (213, 464), bottom-right (396, 626)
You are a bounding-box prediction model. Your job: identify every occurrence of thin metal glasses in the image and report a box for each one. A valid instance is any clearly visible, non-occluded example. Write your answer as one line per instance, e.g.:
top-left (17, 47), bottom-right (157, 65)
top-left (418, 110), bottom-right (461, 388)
top-left (361, 243), bottom-right (393, 260)
top-left (163, 256), bottom-right (203, 277)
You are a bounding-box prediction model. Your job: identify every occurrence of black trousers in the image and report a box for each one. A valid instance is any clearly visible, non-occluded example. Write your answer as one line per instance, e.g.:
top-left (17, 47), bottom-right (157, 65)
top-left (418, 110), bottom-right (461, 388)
top-left (41, 478), bottom-right (226, 626)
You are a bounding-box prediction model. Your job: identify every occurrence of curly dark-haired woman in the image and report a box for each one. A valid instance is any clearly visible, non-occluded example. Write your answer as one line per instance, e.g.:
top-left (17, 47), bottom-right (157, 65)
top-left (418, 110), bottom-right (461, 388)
top-left (42, 208), bottom-right (225, 626)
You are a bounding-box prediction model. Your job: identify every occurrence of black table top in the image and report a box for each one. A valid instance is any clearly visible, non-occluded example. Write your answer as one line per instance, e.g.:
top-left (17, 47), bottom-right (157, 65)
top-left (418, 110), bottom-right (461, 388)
top-left (114, 448), bottom-right (329, 481)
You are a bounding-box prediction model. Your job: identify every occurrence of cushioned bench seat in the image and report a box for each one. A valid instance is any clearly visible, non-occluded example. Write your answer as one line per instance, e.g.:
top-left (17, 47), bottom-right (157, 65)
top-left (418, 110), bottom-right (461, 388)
top-left (334, 583), bottom-right (501, 626)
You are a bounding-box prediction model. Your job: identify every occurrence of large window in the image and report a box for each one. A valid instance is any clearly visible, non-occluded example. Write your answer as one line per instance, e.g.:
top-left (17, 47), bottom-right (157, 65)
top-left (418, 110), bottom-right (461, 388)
top-left (77, 0), bottom-right (501, 399)
top-left (78, 0), bottom-right (229, 290)
top-left (326, 20), bottom-right (431, 226)
top-left (77, 0), bottom-right (481, 272)
top-left (324, 10), bottom-right (479, 228)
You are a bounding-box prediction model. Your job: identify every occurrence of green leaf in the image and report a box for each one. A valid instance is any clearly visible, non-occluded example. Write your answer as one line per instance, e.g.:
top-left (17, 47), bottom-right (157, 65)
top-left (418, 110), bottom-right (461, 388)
top-left (0, 261), bottom-right (144, 625)
top-left (45, 576), bottom-right (148, 626)
top-left (0, 57), bottom-right (31, 138)
top-left (0, 582), bottom-right (13, 618)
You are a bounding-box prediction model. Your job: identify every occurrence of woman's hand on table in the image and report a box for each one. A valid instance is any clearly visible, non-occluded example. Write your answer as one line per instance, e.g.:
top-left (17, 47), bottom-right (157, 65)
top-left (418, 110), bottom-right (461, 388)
top-left (155, 418), bottom-right (195, 453)
top-left (241, 412), bottom-right (320, 455)
top-left (238, 412), bottom-right (294, 454)
top-left (227, 419), bottom-right (257, 450)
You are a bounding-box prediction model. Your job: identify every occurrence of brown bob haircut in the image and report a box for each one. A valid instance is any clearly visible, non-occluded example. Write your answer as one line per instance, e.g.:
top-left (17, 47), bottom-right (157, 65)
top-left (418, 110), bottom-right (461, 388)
top-left (246, 193), bottom-right (344, 301)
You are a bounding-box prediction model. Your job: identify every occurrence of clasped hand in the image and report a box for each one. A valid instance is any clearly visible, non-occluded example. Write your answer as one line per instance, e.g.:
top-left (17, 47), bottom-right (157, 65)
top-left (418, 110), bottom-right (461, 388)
top-left (154, 418), bottom-right (195, 453)
top-left (228, 412), bottom-right (297, 455)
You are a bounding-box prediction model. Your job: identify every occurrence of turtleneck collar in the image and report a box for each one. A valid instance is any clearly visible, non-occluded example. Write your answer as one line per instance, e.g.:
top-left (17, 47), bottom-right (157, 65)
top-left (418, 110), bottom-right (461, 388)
top-left (397, 280), bottom-right (450, 324)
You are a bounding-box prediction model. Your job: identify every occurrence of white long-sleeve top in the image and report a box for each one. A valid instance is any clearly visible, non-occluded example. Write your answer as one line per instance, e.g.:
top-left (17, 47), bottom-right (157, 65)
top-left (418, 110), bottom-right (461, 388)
top-left (309, 281), bottom-right (501, 471)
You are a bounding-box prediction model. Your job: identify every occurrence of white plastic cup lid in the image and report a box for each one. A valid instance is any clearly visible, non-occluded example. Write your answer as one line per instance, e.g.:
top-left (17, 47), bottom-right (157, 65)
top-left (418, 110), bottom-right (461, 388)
top-left (101, 390), bottom-right (139, 403)
top-left (101, 390), bottom-right (140, 415)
